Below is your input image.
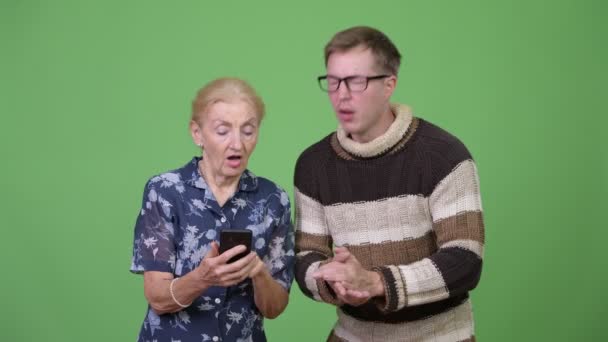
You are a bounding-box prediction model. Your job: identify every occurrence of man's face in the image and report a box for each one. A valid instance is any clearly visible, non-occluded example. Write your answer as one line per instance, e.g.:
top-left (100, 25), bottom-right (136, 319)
top-left (326, 45), bottom-right (395, 141)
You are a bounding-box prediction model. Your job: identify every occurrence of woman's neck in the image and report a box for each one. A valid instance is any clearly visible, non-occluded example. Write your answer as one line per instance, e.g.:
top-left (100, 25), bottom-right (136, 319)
top-left (198, 159), bottom-right (239, 206)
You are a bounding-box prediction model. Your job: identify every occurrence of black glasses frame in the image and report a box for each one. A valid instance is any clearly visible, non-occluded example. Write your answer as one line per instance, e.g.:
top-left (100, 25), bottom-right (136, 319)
top-left (317, 74), bottom-right (391, 92)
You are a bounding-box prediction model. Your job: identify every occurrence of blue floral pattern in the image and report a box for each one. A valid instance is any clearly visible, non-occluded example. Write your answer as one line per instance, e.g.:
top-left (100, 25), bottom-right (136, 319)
top-left (130, 157), bottom-right (295, 342)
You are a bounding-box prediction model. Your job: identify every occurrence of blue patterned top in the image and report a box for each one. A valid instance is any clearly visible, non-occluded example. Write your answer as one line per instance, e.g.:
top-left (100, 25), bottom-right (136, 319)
top-left (130, 157), bottom-right (295, 342)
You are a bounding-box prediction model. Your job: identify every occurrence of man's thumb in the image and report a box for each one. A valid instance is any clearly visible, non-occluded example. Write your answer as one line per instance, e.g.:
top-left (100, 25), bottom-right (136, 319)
top-left (333, 251), bottom-right (350, 263)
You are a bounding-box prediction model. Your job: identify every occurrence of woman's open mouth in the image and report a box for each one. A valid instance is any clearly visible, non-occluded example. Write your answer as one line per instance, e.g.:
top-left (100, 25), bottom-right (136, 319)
top-left (226, 155), bottom-right (242, 168)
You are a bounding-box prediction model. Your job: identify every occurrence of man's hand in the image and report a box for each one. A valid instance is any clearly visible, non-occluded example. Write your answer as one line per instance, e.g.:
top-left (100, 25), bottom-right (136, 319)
top-left (328, 280), bottom-right (371, 306)
top-left (313, 247), bottom-right (385, 305)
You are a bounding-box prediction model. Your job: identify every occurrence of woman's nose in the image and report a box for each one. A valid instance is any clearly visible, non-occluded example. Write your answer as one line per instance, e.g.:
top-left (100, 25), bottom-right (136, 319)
top-left (229, 133), bottom-right (244, 150)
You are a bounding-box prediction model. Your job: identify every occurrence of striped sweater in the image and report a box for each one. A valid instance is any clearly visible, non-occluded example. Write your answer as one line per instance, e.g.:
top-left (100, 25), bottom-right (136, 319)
top-left (294, 104), bottom-right (485, 342)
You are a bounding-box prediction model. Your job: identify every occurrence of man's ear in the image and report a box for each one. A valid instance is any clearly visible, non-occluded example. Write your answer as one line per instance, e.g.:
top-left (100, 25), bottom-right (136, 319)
top-left (384, 75), bottom-right (397, 100)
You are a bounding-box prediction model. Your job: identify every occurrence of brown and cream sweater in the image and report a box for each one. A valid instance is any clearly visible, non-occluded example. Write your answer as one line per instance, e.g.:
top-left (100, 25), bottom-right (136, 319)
top-left (294, 104), bottom-right (485, 341)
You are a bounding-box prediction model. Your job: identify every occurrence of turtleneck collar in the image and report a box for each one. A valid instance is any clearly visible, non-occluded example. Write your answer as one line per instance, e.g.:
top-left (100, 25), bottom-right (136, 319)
top-left (336, 103), bottom-right (413, 158)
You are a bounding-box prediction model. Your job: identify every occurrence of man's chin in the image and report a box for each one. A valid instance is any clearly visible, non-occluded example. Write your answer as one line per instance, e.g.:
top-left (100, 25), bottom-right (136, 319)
top-left (340, 123), bottom-right (361, 136)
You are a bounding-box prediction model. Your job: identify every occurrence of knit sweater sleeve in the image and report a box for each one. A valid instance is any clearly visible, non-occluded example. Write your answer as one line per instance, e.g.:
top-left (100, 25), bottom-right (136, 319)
top-left (373, 140), bottom-right (485, 312)
top-left (293, 148), bottom-right (341, 305)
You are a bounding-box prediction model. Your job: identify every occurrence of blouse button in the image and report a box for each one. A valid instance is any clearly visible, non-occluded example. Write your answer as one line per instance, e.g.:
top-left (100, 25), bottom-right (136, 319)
top-left (212, 336), bottom-right (219, 342)
top-left (220, 217), bottom-right (226, 223)
top-left (214, 298), bottom-right (221, 304)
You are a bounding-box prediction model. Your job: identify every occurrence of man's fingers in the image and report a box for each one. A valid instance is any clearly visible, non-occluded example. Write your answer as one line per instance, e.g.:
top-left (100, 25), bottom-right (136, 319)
top-left (333, 281), bottom-right (348, 297)
top-left (334, 247), bottom-right (365, 269)
top-left (332, 251), bottom-right (350, 263)
top-left (314, 262), bottom-right (351, 282)
top-left (319, 272), bottom-right (346, 283)
top-left (333, 247), bottom-right (356, 265)
top-left (312, 264), bottom-right (333, 279)
top-left (347, 289), bottom-right (370, 298)
top-left (334, 246), bottom-right (350, 255)
top-left (314, 261), bottom-right (343, 277)
top-left (340, 281), bottom-right (357, 290)
top-left (312, 266), bottom-right (334, 279)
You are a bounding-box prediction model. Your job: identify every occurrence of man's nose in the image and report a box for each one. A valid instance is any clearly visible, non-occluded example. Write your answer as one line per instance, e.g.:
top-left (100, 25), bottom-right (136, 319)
top-left (336, 81), bottom-right (352, 99)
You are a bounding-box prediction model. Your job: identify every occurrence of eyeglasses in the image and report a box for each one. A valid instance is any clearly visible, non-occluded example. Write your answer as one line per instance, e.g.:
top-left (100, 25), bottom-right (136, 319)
top-left (317, 74), bottom-right (391, 92)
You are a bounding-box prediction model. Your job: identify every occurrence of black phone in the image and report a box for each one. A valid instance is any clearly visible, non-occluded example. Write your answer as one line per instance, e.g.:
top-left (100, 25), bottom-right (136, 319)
top-left (218, 229), bottom-right (252, 263)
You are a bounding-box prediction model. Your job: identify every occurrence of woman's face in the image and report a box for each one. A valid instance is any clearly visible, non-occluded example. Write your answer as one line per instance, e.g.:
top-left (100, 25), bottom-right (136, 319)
top-left (192, 100), bottom-right (259, 180)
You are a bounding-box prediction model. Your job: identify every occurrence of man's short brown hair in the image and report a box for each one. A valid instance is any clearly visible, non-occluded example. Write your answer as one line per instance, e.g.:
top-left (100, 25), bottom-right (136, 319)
top-left (324, 26), bottom-right (402, 75)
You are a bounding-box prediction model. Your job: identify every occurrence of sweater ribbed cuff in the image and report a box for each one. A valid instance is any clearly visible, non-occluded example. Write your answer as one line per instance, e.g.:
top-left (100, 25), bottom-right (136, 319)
top-left (372, 265), bottom-right (404, 312)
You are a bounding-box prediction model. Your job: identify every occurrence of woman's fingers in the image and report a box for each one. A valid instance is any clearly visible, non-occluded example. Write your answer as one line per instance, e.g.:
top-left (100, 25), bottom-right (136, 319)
top-left (215, 252), bottom-right (260, 285)
top-left (219, 251), bottom-right (256, 272)
top-left (216, 244), bottom-right (248, 264)
top-left (220, 265), bottom-right (256, 285)
top-left (203, 241), bottom-right (220, 259)
top-left (249, 257), bottom-right (266, 278)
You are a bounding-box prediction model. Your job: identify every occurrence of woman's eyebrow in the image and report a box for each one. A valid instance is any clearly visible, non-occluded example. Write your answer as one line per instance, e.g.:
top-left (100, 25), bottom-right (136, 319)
top-left (211, 119), bottom-right (231, 126)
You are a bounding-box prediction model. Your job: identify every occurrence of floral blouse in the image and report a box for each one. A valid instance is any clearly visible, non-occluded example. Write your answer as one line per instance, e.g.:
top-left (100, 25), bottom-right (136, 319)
top-left (130, 157), bottom-right (295, 342)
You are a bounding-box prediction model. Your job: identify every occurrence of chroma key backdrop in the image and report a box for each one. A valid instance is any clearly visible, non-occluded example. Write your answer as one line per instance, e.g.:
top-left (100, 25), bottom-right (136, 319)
top-left (1, 1), bottom-right (606, 341)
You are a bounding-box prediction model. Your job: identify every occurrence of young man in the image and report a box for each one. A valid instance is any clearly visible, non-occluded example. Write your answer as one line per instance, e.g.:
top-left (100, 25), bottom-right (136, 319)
top-left (294, 26), bottom-right (485, 341)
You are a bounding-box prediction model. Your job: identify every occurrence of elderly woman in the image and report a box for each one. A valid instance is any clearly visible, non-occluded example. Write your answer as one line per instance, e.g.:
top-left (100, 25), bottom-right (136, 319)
top-left (130, 78), bottom-right (294, 342)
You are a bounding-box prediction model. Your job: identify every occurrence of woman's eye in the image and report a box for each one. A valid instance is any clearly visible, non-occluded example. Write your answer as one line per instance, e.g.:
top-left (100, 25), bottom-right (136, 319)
top-left (217, 130), bottom-right (228, 136)
top-left (242, 125), bottom-right (257, 136)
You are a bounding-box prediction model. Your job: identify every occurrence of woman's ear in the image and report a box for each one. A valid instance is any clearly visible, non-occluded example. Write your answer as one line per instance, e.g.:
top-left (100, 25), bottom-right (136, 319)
top-left (189, 120), bottom-right (204, 148)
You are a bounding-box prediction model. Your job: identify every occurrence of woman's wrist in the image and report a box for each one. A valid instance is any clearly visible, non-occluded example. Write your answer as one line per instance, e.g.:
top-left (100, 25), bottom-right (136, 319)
top-left (189, 269), bottom-right (211, 293)
top-left (169, 277), bottom-right (192, 308)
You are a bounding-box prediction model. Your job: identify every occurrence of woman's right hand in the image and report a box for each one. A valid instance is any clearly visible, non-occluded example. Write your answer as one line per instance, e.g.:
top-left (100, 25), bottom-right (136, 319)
top-left (195, 241), bottom-right (258, 287)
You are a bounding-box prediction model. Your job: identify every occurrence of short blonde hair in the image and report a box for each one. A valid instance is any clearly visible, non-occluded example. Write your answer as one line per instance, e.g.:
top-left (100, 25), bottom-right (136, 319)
top-left (191, 77), bottom-right (265, 123)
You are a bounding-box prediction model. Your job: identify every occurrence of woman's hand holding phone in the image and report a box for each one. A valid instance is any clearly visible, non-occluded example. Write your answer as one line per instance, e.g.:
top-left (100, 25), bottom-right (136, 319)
top-left (194, 241), bottom-right (257, 288)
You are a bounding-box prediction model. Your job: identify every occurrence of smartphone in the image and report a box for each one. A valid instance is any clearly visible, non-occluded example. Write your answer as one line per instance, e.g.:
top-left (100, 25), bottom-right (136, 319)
top-left (218, 229), bottom-right (252, 263)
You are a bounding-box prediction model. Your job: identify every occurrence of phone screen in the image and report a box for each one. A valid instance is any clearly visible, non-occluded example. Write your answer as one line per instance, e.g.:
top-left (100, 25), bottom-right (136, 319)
top-left (218, 229), bottom-right (252, 263)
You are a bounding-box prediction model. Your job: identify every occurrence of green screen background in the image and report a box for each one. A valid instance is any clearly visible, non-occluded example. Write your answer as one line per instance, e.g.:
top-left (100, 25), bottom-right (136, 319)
top-left (1, 1), bottom-right (606, 341)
